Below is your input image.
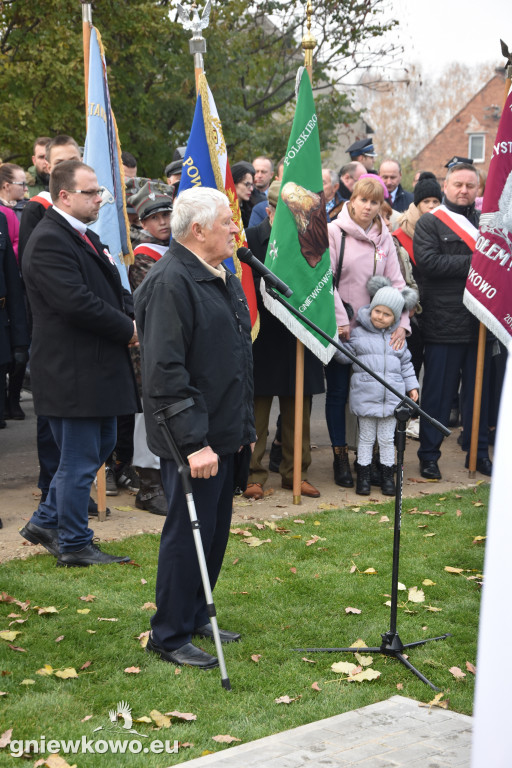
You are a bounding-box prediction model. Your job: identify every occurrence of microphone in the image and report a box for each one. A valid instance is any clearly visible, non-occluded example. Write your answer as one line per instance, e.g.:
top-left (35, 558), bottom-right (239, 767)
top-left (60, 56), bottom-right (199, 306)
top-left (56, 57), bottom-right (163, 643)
top-left (237, 247), bottom-right (293, 298)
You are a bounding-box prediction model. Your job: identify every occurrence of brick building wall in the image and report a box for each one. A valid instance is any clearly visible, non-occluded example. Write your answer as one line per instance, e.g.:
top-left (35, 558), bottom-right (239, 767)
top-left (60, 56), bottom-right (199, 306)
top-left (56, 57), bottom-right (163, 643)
top-left (412, 72), bottom-right (506, 182)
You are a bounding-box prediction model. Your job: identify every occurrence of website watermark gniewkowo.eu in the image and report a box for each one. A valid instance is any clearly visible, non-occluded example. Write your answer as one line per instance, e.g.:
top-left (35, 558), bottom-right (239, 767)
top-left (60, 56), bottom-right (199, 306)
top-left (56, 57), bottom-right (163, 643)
top-left (8, 701), bottom-right (179, 758)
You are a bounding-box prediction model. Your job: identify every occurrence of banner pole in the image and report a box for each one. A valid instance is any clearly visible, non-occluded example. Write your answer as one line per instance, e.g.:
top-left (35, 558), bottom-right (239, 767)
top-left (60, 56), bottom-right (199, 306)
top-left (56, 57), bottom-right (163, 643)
top-left (81, 2), bottom-right (92, 125)
top-left (468, 46), bottom-right (511, 477)
top-left (292, 2), bottom-right (317, 504)
top-left (82, 2), bottom-right (107, 520)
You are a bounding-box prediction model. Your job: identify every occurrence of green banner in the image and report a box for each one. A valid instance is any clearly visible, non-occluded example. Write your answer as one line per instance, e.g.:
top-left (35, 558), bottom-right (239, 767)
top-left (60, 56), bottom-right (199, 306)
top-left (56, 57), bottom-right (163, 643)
top-left (263, 67), bottom-right (337, 364)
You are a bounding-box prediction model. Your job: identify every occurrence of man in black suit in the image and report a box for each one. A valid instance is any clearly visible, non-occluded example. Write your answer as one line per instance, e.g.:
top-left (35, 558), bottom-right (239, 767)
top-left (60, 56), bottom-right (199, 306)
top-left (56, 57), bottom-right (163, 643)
top-left (379, 159), bottom-right (414, 213)
top-left (20, 159), bottom-right (140, 566)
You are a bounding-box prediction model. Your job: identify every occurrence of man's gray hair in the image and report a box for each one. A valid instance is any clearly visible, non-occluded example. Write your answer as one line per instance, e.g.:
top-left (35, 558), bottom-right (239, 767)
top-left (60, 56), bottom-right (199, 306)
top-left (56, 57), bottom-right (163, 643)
top-left (323, 169), bottom-right (338, 187)
top-left (171, 187), bottom-right (231, 241)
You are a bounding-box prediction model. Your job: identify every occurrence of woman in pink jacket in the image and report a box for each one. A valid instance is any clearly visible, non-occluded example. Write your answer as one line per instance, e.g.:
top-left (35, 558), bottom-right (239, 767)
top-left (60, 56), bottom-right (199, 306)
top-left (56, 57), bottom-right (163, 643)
top-left (326, 176), bottom-right (410, 488)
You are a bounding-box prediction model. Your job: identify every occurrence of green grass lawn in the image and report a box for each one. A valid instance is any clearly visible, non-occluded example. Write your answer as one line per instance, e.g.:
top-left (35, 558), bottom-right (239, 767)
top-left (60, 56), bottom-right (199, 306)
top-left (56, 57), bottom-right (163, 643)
top-left (0, 485), bottom-right (488, 766)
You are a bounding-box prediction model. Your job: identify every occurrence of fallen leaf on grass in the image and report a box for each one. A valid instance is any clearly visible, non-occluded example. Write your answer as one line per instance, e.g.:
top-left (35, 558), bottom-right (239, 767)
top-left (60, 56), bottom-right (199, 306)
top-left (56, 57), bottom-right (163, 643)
top-left (306, 535), bottom-right (325, 546)
top-left (354, 653), bottom-right (373, 667)
top-left (97, 617), bottom-right (118, 622)
top-left (301, 657), bottom-right (316, 664)
top-left (55, 636), bottom-right (65, 643)
top-left (293, 519), bottom-right (305, 524)
top-left (136, 631), bottom-right (150, 648)
top-left (21, 678), bottom-right (35, 685)
top-left (0, 631), bottom-right (20, 642)
top-left (8, 619), bottom-right (26, 626)
top-left (150, 710), bottom-right (171, 728)
top-left (0, 728), bottom-right (12, 748)
top-left (180, 742), bottom-right (194, 748)
top-left (230, 528), bottom-right (252, 536)
top-left (349, 639), bottom-right (368, 649)
top-left (212, 734), bottom-right (241, 743)
top-left (36, 606), bottom-right (59, 616)
top-left (114, 505), bottom-right (137, 512)
top-left (445, 566), bottom-right (464, 574)
top-left (0, 692), bottom-right (7, 697)
top-left (348, 668), bottom-right (381, 682)
top-left (378, 515), bottom-right (390, 523)
top-left (422, 579), bottom-right (436, 586)
top-left (397, 582), bottom-right (407, 590)
top-left (466, 661), bottom-right (476, 674)
top-left (408, 587), bottom-right (425, 603)
top-left (55, 668), bottom-right (78, 680)
top-left (331, 661), bottom-right (360, 675)
top-left (397, 683), bottom-right (404, 690)
top-left (81, 716), bottom-right (93, 722)
top-left (456, 510), bottom-right (462, 517)
top-left (472, 536), bottom-right (486, 544)
top-left (472, 502), bottom-right (484, 507)
top-left (274, 695), bottom-right (301, 704)
top-left (37, 665), bottom-right (54, 676)
top-left (134, 716), bottom-right (153, 723)
top-left (141, 602), bottom-right (157, 611)
top-left (124, 666), bottom-right (140, 674)
top-left (364, 509), bottom-right (380, 515)
top-left (424, 605), bottom-right (442, 612)
top-left (251, 654), bottom-right (262, 663)
top-left (449, 666), bottom-right (466, 679)
top-left (345, 607), bottom-right (361, 614)
top-left (290, 567), bottom-right (297, 574)
top-left (363, 567), bottom-right (377, 575)
top-left (8, 644), bottom-right (26, 652)
top-left (77, 609), bottom-right (90, 615)
top-left (165, 711), bottom-right (197, 721)
top-left (311, 682), bottom-right (321, 691)
top-left (85, 630), bottom-right (96, 635)
top-left (243, 537), bottom-right (271, 548)
top-left (79, 595), bottom-right (96, 602)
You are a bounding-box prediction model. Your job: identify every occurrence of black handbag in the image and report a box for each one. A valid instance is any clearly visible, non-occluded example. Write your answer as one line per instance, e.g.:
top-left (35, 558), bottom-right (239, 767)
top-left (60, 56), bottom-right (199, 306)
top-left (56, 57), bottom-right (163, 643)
top-left (332, 229), bottom-right (354, 321)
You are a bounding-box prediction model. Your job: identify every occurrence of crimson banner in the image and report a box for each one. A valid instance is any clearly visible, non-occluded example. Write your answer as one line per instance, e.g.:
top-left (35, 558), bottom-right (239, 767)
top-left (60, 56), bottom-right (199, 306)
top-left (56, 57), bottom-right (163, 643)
top-left (463, 82), bottom-right (512, 350)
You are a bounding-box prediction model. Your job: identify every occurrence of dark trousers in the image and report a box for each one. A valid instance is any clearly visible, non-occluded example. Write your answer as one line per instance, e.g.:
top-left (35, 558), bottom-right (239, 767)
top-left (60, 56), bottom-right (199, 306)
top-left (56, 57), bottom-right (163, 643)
top-left (151, 454), bottom-right (234, 650)
top-left (37, 415), bottom-right (61, 496)
top-left (324, 359), bottom-right (351, 446)
top-left (418, 342), bottom-right (491, 463)
top-left (31, 416), bottom-right (117, 552)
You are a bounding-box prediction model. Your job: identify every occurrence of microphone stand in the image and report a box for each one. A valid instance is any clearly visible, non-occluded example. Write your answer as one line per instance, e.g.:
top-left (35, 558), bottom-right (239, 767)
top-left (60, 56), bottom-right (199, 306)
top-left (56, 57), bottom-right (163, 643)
top-left (263, 282), bottom-right (451, 691)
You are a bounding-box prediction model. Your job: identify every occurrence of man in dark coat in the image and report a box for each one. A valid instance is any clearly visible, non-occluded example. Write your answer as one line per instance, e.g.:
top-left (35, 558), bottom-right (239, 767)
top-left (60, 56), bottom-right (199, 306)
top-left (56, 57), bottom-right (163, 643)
top-left (413, 162), bottom-right (491, 480)
top-left (20, 159), bottom-right (140, 566)
top-left (0, 211), bottom-right (29, 429)
top-left (242, 180), bottom-right (324, 500)
top-left (134, 187), bottom-right (256, 670)
top-left (379, 159), bottom-right (414, 213)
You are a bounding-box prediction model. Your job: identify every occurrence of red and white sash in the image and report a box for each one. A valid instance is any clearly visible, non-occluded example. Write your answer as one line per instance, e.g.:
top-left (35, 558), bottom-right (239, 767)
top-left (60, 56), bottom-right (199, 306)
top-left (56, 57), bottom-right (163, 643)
top-left (431, 204), bottom-right (478, 251)
top-left (133, 243), bottom-right (168, 262)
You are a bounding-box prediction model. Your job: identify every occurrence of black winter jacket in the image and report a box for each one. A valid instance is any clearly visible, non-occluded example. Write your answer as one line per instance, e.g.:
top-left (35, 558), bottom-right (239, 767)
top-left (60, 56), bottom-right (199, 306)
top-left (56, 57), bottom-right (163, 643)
top-left (413, 199), bottom-right (480, 344)
top-left (134, 239), bottom-right (256, 460)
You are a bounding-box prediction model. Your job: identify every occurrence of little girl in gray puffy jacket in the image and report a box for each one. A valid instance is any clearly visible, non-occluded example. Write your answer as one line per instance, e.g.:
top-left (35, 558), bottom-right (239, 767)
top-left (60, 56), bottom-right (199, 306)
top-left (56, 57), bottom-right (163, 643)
top-left (334, 276), bottom-right (419, 496)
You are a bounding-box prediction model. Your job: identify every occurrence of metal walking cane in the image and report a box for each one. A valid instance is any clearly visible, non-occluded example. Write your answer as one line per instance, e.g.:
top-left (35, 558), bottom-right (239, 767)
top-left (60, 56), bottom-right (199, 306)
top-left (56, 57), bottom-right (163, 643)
top-left (154, 406), bottom-right (232, 690)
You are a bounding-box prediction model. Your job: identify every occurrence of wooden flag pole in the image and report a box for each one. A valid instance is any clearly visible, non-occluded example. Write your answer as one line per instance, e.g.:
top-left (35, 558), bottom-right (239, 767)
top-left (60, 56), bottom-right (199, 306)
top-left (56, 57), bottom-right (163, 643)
top-left (468, 42), bottom-right (511, 478)
top-left (291, 2), bottom-right (317, 504)
top-left (82, 1), bottom-right (106, 521)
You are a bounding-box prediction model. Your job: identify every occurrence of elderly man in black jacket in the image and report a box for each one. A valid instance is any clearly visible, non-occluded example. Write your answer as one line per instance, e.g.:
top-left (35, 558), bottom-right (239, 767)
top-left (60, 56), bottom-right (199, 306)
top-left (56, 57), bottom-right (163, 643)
top-left (413, 162), bottom-right (491, 480)
top-left (20, 159), bottom-right (140, 566)
top-left (134, 187), bottom-right (256, 670)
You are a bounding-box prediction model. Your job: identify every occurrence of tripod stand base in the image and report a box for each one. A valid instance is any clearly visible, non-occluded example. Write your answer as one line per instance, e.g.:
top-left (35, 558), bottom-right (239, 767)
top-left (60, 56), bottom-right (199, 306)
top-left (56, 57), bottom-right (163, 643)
top-left (294, 631), bottom-right (452, 691)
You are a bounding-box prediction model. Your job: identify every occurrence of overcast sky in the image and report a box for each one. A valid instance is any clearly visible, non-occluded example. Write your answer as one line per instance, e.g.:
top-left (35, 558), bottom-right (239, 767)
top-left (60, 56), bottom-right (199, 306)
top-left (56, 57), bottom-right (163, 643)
top-left (382, 0), bottom-right (507, 75)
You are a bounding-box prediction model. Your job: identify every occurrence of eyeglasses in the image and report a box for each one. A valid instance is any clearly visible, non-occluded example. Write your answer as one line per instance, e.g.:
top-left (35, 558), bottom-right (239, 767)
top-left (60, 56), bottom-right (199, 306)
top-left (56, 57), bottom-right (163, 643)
top-left (11, 181), bottom-right (28, 187)
top-left (67, 187), bottom-right (105, 198)
top-left (240, 181), bottom-right (254, 189)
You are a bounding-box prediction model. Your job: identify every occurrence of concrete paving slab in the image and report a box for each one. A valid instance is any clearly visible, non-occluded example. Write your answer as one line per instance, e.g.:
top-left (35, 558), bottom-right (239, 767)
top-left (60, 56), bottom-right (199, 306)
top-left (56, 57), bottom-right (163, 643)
top-left (181, 696), bottom-right (472, 767)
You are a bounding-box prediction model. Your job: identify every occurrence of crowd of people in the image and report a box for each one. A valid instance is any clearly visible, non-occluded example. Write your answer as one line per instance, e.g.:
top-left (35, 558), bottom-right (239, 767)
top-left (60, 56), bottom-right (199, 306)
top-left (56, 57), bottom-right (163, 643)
top-left (0, 130), bottom-right (503, 667)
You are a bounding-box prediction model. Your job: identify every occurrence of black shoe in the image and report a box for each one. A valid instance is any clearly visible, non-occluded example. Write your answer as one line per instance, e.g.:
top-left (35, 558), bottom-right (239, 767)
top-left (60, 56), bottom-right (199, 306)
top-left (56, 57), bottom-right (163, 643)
top-left (19, 521), bottom-right (59, 556)
top-left (135, 487), bottom-right (167, 516)
top-left (146, 636), bottom-right (218, 669)
top-left (87, 498), bottom-right (111, 517)
top-left (333, 446), bottom-right (354, 487)
top-left (0, 420), bottom-right (6, 429)
top-left (419, 459), bottom-right (441, 480)
top-left (115, 463), bottom-right (140, 492)
top-left (356, 464), bottom-right (371, 495)
top-left (105, 465), bottom-right (119, 496)
top-left (268, 441), bottom-right (282, 473)
top-left (465, 455), bottom-right (493, 476)
top-left (380, 465), bottom-right (396, 496)
top-left (57, 542), bottom-right (131, 567)
top-left (194, 623), bottom-right (241, 644)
